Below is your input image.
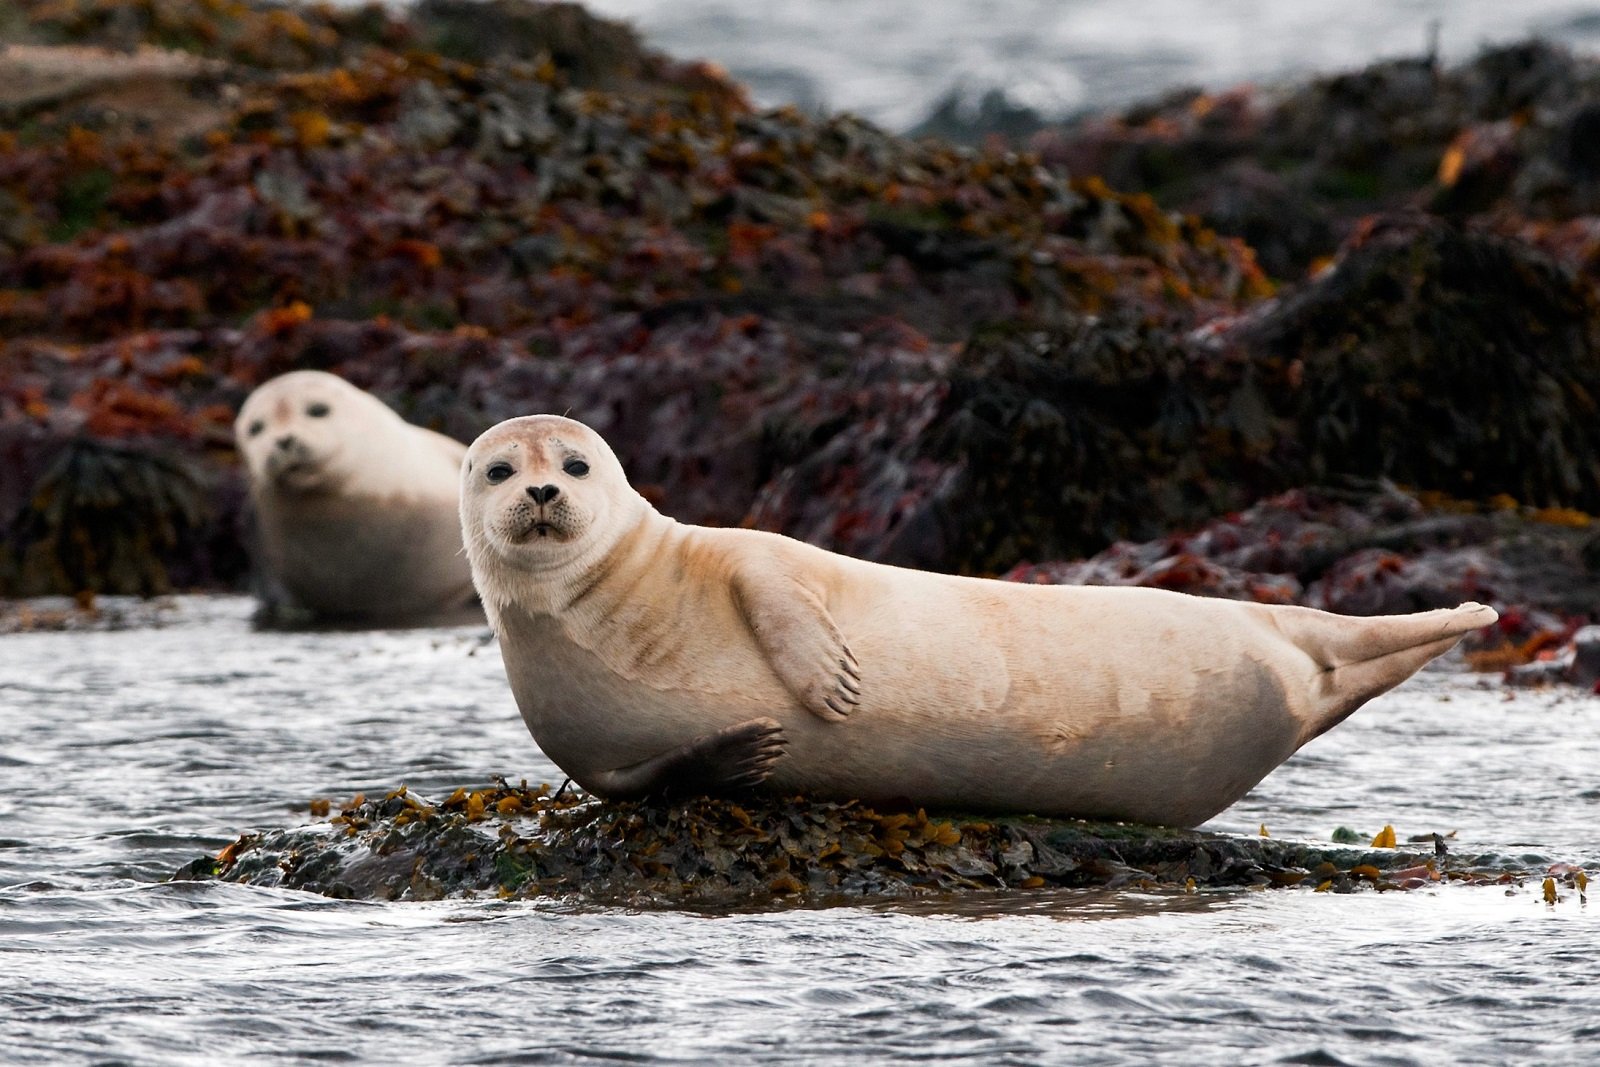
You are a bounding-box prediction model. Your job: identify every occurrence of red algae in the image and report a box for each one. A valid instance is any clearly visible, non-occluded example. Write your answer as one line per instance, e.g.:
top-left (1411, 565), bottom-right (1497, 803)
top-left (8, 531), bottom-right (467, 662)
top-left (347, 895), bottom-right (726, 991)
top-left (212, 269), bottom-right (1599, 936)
top-left (5, 0), bottom-right (1600, 662)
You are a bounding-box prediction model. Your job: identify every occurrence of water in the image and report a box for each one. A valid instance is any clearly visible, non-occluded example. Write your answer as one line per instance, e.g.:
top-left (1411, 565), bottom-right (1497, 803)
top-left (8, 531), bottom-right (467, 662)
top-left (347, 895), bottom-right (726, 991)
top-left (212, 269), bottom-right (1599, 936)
top-left (2, 596), bottom-right (1598, 1063)
top-left (582, 0), bottom-right (1600, 130)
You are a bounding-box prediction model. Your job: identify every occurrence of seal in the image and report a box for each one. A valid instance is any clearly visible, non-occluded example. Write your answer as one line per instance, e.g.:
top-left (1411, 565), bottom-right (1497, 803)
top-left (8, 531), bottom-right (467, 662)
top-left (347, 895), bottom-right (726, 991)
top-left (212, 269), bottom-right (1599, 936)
top-left (460, 414), bottom-right (1498, 826)
top-left (236, 370), bottom-right (477, 623)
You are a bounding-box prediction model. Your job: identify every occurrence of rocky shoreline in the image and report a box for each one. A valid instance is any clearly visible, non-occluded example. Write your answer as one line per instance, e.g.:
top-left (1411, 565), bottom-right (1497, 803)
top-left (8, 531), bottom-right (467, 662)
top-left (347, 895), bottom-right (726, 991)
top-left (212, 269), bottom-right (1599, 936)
top-left (172, 782), bottom-right (1584, 909)
top-left (6, 1), bottom-right (1598, 904)
top-left (3, 0), bottom-right (1599, 656)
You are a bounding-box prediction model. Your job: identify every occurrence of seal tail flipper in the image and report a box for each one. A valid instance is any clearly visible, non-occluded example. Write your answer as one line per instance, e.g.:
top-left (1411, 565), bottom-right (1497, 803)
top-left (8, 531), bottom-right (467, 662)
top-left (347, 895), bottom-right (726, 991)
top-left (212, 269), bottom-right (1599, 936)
top-left (1273, 601), bottom-right (1499, 741)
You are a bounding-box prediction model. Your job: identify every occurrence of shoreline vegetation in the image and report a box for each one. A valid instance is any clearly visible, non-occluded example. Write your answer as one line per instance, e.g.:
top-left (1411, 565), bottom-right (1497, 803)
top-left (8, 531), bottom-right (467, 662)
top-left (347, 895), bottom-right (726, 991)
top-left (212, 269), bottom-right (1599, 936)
top-left (173, 781), bottom-right (1590, 908)
top-left (4, 0), bottom-right (1599, 903)
top-left (6, 2), bottom-right (1600, 679)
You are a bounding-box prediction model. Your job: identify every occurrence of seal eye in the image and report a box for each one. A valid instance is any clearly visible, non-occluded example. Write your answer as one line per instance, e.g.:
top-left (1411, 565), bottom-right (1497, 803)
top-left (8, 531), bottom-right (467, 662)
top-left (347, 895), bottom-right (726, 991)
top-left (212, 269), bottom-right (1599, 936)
top-left (306, 402), bottom-right (331, 418)
top-left (247, 419), bottom-right (265, 437)
top-left (486, 462), bottom-right (514, 485)
top-left (563, 458), bottom-right (590, 478)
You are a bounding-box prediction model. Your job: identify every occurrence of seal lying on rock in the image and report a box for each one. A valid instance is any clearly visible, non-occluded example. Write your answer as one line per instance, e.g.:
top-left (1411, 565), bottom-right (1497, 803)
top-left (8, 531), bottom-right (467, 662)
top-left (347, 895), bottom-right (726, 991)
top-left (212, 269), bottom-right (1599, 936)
top-left (236, 371), bottom-right (477, 622)
top-left (460, 414), bottom-right (1496, 826)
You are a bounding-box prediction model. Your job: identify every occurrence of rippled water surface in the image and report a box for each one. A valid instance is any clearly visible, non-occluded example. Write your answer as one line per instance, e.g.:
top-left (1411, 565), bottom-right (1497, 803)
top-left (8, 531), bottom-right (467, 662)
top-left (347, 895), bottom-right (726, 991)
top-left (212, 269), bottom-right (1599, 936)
top-left (582, 0), bottom-right (1600, 129)
top-left (3, 596), bottom-right (1598, 1064)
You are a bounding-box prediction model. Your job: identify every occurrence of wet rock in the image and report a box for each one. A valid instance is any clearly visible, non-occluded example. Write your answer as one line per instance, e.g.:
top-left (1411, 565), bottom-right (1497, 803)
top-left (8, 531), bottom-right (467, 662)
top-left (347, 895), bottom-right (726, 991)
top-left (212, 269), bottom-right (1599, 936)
top-left (1021, 483), bottom-right (1592, 613)
top-left (174, 784), bottom-right (1562, 909)
top-left (1003, 481), bottom-right (1600, 682)
top-left (0, 593), bottom-right (184, 633)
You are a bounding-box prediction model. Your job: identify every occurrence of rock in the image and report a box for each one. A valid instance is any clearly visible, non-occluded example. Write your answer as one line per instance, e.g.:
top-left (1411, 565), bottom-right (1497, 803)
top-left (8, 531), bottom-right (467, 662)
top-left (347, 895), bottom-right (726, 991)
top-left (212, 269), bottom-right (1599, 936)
top-left (1030, 41), bottom-right (1600, 279)
top-left (7, 0), bottom-right (1600, 627)
top-left (1508, 624), bottom-right (1600, 690)
top-left (173, 784), bottom-right (1555, 908)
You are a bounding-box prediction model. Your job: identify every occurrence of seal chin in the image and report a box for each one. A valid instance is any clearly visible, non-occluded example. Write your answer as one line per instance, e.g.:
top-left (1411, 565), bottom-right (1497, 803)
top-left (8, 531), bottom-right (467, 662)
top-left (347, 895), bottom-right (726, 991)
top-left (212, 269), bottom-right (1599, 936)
top-left (496, 512), bottom-right (578, 548)
top-left (513, 523), bottom-right (568, 544)
top-left (266, 457), bottom-right (331, 493)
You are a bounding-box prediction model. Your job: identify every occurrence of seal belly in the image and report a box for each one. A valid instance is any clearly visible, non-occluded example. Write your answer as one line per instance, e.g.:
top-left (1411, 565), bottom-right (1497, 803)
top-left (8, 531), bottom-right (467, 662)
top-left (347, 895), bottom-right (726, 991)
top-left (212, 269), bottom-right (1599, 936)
top-left (496, 602), bottom-right (795, 782)
top-left (763, 578), bottom-right (1308, 823)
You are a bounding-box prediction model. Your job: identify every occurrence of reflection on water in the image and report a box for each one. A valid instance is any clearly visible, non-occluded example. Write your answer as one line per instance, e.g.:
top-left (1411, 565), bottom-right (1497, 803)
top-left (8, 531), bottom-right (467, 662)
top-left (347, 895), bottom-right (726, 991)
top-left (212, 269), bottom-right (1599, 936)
top-left (870, 886), bottom-right (1248, 922)
top-left (2, 596), bottom-right (1597, 1064)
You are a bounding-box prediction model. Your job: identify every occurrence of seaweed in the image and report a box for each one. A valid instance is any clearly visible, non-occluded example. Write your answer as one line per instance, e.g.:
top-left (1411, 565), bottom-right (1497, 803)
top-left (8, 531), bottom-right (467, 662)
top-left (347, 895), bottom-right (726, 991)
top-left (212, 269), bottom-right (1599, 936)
top-left (1031, 41), bottom-right (1600, 279)
top-left (4, 437), bottom-right (207, 596)
top-left (5, 0), bottom-right (1600, 609)
top-left (174, 784), bottom-right (1588, 908)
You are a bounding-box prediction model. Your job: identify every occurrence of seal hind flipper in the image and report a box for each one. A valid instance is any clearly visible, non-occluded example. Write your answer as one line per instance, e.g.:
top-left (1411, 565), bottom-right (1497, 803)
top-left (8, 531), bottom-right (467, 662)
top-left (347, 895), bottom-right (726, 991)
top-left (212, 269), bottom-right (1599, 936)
top-left (1271, 601), bottom-right (1497, 671)
top-left (733, 568), bottom-right (862, 722)
top-left (1278, 601), bottom-right (1499, 741)
top-left (581, 717), bottom-right (789, 800)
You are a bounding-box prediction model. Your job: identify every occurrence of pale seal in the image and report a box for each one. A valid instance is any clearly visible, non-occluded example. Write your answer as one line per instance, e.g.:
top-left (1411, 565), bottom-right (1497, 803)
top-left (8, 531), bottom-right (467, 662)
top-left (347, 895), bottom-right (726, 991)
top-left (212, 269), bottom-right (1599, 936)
top-left (236, 370), bottom-right (477, 623)
top-left (461, 414), bottom-right (1497, 826)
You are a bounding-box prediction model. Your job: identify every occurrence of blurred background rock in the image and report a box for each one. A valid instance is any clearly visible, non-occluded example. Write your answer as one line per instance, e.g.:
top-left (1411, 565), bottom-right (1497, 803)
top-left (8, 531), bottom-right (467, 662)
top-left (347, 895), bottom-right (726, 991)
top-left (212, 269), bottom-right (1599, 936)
top-left (5, 0), bottom-right (1600, 676)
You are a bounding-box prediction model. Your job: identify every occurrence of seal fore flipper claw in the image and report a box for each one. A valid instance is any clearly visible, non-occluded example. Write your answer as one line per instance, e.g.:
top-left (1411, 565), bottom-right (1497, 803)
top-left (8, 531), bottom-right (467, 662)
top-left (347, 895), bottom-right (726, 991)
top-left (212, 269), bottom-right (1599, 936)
top-left (734, 569), bottom-right (861, 723)
top-left (581, 717), bottom-right (788, 799)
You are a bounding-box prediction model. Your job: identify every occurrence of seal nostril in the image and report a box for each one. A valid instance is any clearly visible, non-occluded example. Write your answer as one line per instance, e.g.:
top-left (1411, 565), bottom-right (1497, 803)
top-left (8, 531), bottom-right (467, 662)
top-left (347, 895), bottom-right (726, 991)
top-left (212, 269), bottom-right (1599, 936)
top-left (526, 484), bottom-right (560, 505)
top-left (276, 435), bottom-right (297, 451)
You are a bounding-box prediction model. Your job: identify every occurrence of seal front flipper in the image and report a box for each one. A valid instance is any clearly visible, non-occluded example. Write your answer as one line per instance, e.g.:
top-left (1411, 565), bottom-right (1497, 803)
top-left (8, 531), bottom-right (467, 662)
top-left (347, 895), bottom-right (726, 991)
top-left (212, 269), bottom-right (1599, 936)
top-left (581, 717), bottom-right (789, 800)
top-left (734, 570), bottom-right (862, 722)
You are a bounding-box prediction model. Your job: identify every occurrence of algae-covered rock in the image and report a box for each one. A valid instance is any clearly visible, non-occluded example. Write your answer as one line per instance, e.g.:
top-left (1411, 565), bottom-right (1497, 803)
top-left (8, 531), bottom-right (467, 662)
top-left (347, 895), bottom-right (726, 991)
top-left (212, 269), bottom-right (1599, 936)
top-left (1033, 41), bottom-right (1600, 279)
top-left (8, 0), bottom-right (1600, 608)
top-left (0, 0), bottom-right (1261, 597)
top-left (842, 216), bottom-right (1600, 573)
top-left (2, 436), bottom-right (216, 597)
top-left (174, 784), bottom-right (1565, 909)
top-left (1226, 216), bottom-right (1600, 509)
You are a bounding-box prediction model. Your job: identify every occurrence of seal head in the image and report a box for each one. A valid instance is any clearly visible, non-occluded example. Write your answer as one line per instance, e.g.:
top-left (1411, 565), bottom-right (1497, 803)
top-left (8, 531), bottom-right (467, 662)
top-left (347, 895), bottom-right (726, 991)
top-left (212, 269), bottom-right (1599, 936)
top-left (461, 415), bottom-right (648, 621)
top-left (234, 370), bottom-right (477, 622)
top-left (235, 371), bottom-right (398, 496)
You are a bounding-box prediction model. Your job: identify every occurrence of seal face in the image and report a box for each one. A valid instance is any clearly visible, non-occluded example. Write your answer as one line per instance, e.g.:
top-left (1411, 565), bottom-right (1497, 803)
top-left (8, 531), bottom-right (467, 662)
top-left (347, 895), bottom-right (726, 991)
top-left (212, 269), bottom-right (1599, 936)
top-left (235, 371), bottom-right (477, 623)
top-left (236, 372), bottom-right (357, 495)
top-left (462, 414), bottom-right (1497, 825)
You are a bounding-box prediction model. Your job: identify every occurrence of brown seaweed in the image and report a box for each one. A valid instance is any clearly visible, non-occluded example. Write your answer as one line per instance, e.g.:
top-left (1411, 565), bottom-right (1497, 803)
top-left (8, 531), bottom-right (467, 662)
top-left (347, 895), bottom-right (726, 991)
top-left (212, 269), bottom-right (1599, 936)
top-left (173, 784), bottom-right (1586, 909)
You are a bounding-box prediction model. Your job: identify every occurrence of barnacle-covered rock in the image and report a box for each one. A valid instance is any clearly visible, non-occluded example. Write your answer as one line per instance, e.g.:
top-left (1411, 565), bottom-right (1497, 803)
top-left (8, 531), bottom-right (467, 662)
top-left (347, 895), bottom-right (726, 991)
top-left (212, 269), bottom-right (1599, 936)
top-left (174, 784), bottom-right (1564, 908)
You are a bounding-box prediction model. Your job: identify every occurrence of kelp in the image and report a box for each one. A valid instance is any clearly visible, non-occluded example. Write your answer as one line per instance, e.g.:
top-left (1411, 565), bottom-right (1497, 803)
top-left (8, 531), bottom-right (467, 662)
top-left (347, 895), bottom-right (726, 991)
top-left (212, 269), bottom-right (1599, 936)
top-left (174, 784), bottom-right (1587, 909)
top-left (3, 437), bottom-right (211, 596)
